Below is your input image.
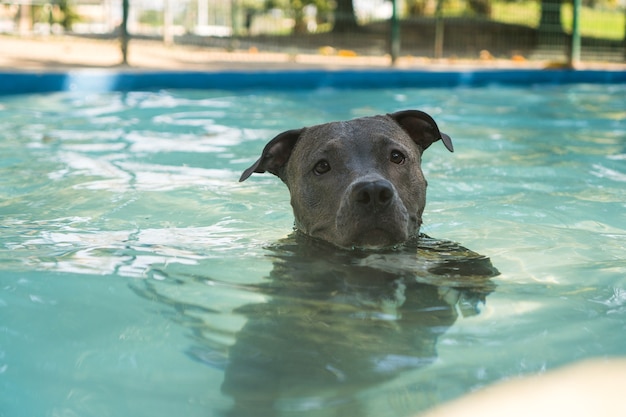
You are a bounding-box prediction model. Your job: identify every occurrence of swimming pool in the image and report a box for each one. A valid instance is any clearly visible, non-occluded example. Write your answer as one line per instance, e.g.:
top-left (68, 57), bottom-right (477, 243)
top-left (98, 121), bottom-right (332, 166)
top-left (1, 81), bottom-right (625, 417)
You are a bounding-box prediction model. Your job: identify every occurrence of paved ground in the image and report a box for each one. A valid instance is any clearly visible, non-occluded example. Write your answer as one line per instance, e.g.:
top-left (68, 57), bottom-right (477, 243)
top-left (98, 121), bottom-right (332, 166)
top-left (2, 34), bottom-right (625, 72)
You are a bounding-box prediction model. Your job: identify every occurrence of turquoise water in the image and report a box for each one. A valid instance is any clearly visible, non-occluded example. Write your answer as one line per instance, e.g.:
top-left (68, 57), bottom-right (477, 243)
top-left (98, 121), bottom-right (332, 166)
top-left (1, 84), bottom-right (625, 417)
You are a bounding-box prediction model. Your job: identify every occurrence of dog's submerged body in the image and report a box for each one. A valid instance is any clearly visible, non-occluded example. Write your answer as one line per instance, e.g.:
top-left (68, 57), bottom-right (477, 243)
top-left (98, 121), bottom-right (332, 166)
top-left (219, 232), bottom-right (497, 417)
top-left (240, 110), bottom-right (454, 249)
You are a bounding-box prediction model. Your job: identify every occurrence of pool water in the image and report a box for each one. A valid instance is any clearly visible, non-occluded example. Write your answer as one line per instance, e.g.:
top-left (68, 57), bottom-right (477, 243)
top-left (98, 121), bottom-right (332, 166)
top-left (1, 84), bottom-right (625, 417)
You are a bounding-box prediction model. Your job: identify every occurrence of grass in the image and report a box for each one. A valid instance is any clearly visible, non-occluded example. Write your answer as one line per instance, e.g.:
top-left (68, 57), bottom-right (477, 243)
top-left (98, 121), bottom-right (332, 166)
top-left (491, 1), bottom-right (624, 40)
top-left (491, 1), bottom-right (541, 27)
top-left (561, 4), bottom-right (625, 40)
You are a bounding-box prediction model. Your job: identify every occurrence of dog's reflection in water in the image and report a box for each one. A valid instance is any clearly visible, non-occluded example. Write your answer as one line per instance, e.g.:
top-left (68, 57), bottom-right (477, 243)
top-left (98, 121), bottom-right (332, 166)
top-left (221, 233), bottom-right (499, 417)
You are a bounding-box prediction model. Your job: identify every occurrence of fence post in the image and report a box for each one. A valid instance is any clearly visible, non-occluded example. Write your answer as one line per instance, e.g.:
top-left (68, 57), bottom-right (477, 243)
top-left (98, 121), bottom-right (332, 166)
top-left (390, 0), bottom-right (400, 64)
top-left (569, 0), bottom-right (581, 67)
top-left (434, 0), bottom-right (445, 59)
top-left (121, 0), bottom-right (129, 64)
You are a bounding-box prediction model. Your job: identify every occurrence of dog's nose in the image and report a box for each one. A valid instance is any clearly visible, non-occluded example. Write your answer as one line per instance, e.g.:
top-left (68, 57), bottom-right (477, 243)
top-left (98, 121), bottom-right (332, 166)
top-left (353, 180), bottom-right (394, 208)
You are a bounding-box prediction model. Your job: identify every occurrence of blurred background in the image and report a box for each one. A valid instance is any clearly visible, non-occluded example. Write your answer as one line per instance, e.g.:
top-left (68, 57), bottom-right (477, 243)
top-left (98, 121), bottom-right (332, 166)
top-left (1, 0), bottom-right (624, 65)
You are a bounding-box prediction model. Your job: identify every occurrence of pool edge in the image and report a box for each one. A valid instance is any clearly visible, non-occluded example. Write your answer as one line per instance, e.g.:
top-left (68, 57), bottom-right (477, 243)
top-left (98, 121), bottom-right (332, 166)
top-left (1, 68), bottom-right (625, 95)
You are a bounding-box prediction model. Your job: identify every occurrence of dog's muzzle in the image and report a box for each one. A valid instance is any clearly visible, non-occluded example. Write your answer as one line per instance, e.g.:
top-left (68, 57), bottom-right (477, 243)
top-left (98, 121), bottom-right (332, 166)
top-left (335, 177), bottom-right (411, 248)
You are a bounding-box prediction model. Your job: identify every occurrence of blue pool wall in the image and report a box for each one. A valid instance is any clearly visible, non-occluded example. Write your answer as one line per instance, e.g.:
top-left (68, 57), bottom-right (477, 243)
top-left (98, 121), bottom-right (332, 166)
top-left (1, 69), bottom-right (625, 95)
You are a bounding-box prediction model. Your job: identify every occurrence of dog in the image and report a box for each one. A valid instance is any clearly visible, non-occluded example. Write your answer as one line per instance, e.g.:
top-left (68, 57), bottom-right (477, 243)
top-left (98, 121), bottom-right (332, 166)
top-left (216, 110), bottom-right (498, 415)
top-left (239, 110), bottom-right (454, 249)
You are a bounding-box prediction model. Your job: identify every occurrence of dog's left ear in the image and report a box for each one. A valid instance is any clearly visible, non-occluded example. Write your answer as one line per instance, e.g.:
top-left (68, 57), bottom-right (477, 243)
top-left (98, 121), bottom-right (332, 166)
top-left (239, 128), bottom-right (304, 182)
top-left (389, 110), bottom-right (454, 153)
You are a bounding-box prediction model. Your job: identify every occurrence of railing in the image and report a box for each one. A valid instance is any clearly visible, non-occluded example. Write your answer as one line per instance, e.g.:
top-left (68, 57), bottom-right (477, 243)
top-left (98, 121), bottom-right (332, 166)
top-left (1, 0), bottom-right (624, 65)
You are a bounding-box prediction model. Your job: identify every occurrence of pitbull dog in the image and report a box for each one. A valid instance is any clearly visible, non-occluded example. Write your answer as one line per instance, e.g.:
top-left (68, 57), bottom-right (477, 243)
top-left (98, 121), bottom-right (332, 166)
top-left (239, 110), bottom-right (454, 249)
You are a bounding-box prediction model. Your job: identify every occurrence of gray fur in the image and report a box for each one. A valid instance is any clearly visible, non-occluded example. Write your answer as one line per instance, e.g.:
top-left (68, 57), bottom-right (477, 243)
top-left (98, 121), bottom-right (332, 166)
top-left (240, 110), bottom-right (453, 248)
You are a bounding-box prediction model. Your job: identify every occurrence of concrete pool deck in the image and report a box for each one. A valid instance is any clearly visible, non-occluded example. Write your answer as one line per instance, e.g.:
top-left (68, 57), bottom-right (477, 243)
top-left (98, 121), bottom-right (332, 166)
top-left (2, 34), bottom-right (626, 73)
top-left (1, 35), bottom-right (625, 96)
top-left (1, 36), bottom-right (625, 95)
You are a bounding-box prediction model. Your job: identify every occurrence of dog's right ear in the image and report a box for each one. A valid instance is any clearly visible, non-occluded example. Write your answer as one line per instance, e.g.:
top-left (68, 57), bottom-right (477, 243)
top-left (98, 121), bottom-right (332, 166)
top-left (239, 128), bottom-right (304, 182)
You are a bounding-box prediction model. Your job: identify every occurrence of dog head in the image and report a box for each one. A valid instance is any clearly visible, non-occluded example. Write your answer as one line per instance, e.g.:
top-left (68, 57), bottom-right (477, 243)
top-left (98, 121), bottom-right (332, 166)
top-left (239, 110), bottom-right (453, 249)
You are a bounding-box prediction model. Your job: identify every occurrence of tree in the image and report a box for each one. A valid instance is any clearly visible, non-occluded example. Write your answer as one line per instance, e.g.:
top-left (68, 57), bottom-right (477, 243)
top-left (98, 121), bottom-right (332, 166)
top-left (538, 0), bottom-right (564, 37)
top-left (332, 0), bottom-right (359, 33)
top-left (57, 0), bottom-right (79, 30)
top-left (468, 0), bottom-right (491, 17)
top-left (265, 0), bottom-right (358, 34)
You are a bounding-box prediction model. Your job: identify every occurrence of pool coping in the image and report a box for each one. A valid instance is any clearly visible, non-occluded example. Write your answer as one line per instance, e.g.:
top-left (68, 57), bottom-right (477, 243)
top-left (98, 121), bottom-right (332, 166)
top-left (1, 68), bottom-right (625, 95)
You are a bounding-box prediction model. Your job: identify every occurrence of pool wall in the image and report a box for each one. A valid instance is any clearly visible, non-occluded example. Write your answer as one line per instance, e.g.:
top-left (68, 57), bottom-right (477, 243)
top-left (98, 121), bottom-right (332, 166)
top-left (1, 69), bottom-right (625, 95)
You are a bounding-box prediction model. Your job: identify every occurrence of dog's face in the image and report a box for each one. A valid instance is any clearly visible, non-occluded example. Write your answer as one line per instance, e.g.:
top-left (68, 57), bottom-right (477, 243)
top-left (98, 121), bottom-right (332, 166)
top-left (240, 110), bottom-right (453, 249)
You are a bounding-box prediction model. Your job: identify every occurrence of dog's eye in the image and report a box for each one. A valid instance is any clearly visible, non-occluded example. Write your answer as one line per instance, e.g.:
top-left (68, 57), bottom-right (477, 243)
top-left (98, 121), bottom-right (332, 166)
top-left (390, 150), bottom-right (406, 165)
top-left (313, 160), bottom-right (331, 175)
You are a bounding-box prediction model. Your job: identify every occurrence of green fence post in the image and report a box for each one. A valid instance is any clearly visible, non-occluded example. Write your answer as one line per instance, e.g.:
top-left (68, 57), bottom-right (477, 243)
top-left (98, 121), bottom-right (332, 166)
top-left (390, 0), bottom-right (400, 65)
top-left (121, 0), bottom-right (129, 65)
top-left (569, 0), bottom-right (581, 67)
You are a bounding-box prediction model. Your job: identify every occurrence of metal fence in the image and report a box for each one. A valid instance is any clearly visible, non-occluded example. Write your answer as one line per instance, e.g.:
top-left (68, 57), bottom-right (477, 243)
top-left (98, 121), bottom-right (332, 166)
top-left (2, 0), bottom-right (625, 64)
